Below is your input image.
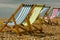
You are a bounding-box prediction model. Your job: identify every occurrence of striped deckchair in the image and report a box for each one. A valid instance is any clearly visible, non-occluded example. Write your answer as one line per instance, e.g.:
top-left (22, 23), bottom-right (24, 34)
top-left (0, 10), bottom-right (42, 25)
top-left (50, 8), bottom-right (58, 20)
top-left (38, 6), bottom-right (50, 25)
top-left (49, 8), bottom-right (60, 25)
top-left (0, 4), bottom-right (34, 35)
top-left (32, 6), bottom-right (50, 32)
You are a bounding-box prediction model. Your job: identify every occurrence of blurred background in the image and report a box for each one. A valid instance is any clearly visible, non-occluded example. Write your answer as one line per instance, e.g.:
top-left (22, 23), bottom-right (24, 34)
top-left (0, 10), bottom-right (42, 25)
top-left (0, 0), bottom-right (60, 18)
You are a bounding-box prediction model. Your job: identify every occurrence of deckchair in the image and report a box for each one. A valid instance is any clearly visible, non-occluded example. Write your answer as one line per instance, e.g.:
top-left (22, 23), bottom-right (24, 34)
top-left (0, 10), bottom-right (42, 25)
top-left (49, 8), bottom-right (60, 25)
top-left (39, 6), bottom-right (50, 24)
top-left (50, 8), bottom-right (58, 20)
top-left (0, 4), bottom-right (35, 35)
top-left (31, 6), bottom-right (51, 33)
top-left (22, 5), bottom-right (44, 33)
top-left (50, 8), bottom-right (60, 19)
top-left (27, 6), bottom-right (51, 34)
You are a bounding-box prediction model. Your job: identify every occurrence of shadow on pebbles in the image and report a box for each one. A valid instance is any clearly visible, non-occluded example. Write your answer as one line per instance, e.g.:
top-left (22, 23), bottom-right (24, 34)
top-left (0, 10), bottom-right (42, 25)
top-left (0, 31), bottom-right (60, 40)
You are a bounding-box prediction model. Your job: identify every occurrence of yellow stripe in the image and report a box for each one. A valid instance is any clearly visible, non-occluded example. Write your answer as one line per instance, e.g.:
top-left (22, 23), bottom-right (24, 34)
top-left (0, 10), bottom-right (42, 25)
top-left (22, 7), bottom-right (43, 26)
top-left (30, 7), bottom-right (43, 24)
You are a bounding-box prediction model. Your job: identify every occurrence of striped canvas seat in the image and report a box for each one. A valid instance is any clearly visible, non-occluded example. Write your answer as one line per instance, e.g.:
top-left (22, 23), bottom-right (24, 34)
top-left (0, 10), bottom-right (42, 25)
top-left (8, 5), bottom-right (31, 26)
top-left (50, 8), bottom-right (58, 20)
top-left (30, 7), bottom-right (43, 24)
top-left (50, 8), bottom-right (60, 19)
top-left (22, 5), bottom-right (43, 26)
top-left (39, 7), bottom-right (49, 17)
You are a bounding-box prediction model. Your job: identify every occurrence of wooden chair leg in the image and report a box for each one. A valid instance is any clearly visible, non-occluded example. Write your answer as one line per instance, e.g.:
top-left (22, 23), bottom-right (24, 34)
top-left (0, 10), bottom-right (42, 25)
top-left (0, 24), bottom-right (7, 32)
top-left (7, 26), bottom-right (23, 36)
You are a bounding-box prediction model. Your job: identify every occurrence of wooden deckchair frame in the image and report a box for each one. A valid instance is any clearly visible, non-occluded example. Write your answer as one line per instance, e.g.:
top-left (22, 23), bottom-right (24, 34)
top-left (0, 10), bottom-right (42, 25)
top-left (49, 8), bottom-right (60, 25)
top-left (39, 6), bottom-right (51, 24)
top-left (12, 4), bottom-right (35, 32)
top-left (0, 4), bottom-right (35, 35)
top-left (25, 4), bottom-right (45, 33)
top-left (32, 6), bottom-right (51, 33)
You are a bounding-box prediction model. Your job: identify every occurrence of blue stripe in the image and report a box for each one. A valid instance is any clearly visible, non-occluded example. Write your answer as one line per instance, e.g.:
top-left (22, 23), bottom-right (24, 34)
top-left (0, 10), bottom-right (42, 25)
top-left (39, 7), bottom-right (49, 17)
